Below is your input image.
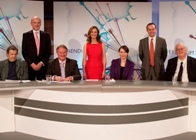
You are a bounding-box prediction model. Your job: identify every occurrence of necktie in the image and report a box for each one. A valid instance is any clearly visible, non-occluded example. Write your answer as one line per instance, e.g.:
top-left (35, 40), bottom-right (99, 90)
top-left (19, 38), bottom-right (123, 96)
top-left (35, 31), bottom-right (40, 55)
top-left (60, 63), bottom-right (65, 79)
top-left (177, 62), bottom-right (183, 81)
top-left (150, 38), bottom-right (155, 66)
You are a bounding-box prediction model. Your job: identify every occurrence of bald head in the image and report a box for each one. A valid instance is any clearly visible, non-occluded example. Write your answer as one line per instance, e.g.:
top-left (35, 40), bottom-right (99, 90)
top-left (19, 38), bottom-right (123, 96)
top-left (31, 16), bottom-right (41, 22)
top-left (31, 16), bottom-right (41, 31)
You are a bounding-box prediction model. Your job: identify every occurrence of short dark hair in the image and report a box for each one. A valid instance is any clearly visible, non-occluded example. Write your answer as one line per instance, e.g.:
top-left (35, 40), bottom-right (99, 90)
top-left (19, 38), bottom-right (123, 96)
top-left (146, 23), bottom-right (156, 30)
top-left (7, 45), bottom-right (18, 54)
top-left (118, 45), bottom-right (129, 53)
top-left (56, 44), bottom-right (68, 51)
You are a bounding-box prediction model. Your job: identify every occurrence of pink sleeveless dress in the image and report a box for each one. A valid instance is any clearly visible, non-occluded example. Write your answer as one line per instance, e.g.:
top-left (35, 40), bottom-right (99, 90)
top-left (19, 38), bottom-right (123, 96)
top-left (86, 43), bottom-right (103, 80)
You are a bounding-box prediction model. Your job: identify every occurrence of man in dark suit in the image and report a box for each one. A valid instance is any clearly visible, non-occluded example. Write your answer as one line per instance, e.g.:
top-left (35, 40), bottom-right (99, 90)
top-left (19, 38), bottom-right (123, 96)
top-left (46, 45), bottom-right (81, 81)
top-left (139, 23), bottom-right (167, 80)
top-left (22, 16), bottom-right (51, 80)
top-left (165, 43), bottom-right (196, 82)
top-left (0, 45), bottom-right (28, 80)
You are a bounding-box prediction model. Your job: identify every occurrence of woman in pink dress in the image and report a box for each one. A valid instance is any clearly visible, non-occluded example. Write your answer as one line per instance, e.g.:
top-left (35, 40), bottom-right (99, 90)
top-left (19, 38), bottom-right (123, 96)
top-left (82, 26), bottom-right (106, 80)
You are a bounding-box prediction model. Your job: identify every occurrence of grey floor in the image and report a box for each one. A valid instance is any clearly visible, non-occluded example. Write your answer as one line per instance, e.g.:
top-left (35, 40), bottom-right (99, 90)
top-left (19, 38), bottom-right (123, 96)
top-left (0, 132), bottom-right (196, 140)
top-left (0, 132), bottom-right (52, 140)
top-left (155, 132), bottom-right (196, 140)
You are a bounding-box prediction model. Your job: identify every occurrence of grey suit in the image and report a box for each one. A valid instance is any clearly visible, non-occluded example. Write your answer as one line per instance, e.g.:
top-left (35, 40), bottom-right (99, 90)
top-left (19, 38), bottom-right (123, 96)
top-left (139, 37), bottom-right (167, 80)
top-left (0, 59), bottom-right (28, 81)
top-left (46, 58), bottom-right (81, 80)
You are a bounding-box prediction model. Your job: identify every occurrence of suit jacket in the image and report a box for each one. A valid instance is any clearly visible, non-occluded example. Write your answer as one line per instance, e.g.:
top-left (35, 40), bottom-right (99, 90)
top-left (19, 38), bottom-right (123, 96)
top-left (110, 58), bottom-right (134, 80)
top-left (165, 56), bottom-right (196, 82)
top-left (0, 59), bottom-right (28, 80)
top-left (139, 36), bottom-right (167, 80)
top-left (22, 30), bottom-right (51, 66)
top-left (46, 58), bottom-right (81, 80)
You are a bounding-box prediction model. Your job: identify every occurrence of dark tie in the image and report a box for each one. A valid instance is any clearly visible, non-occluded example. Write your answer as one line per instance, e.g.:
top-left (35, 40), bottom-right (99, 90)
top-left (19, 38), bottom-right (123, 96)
top-left (177, 62), bottom-right (183, 81)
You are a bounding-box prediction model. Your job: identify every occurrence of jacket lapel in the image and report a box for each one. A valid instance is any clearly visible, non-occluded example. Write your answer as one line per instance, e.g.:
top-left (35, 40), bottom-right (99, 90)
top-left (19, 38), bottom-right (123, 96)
top-left (3, 60), bottom-right (9, 80)
top-left (172, 57), bottom-right (178, 76)
top-left (55, 59), bottom-right (61, 76)
top-left (65, 58), bottom-right (70, 76)
top-left (145, 38), bottom-right (150, 58)
top-left (187, 56), bottom-right (191, 80)
top-left (122, 60), bottom-right (129, 79)
top-left (39, 31), bottom-right (43, 54)
top-left (155, 37), bottom-right (159, 58)
top-left (16, 60), bottom-right (21, 78)
top-left (116, 59), bottom-right (121, 79)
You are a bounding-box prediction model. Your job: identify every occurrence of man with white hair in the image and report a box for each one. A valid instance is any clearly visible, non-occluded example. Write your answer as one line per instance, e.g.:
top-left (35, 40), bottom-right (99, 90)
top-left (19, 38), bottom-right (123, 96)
top-left (165, 43), bottom-right (196, 82)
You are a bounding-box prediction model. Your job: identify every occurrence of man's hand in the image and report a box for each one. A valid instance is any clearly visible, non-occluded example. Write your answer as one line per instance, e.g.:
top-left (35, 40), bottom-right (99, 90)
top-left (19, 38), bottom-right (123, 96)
top-left (64, 76), bottom-right (73, 81)
top-left (36, 62), bottom-right (43, 70)
top-left (31, 63), bottom-right (39, 71)
top-left (54, 76), bottom-right (64, 81)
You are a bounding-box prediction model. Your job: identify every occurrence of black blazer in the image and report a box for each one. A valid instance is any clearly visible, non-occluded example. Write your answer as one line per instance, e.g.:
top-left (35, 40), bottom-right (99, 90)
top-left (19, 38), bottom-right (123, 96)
top-left (22, 30), bottom-right (51, 65)
top-left (46, 58), bottom-right (81, 80)
top-left (165, 56), bottom-right (196, 82)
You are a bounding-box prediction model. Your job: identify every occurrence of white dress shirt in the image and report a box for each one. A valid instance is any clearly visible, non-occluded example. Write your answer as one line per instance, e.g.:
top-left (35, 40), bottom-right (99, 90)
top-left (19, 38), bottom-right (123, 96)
top-left (173, 56), bottom-right (189, 82)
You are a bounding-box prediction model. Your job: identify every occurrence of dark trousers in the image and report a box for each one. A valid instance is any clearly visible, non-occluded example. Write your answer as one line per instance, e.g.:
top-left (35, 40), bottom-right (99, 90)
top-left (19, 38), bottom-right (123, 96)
top-left (28, 66), bottom-right (47, 80)
top-left (145, 66), bottom-right (158, 80)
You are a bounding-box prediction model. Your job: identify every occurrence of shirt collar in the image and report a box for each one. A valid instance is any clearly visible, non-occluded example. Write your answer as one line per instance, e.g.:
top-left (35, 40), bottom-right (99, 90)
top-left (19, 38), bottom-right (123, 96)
top-left (177, 56), bottom-right (187, 64)
top-left (58, 59), bottom-right (66, 64)
top-left (148, 36), bottom-right (156, 40)
top-left (33, 30), bottom-right (40, 34)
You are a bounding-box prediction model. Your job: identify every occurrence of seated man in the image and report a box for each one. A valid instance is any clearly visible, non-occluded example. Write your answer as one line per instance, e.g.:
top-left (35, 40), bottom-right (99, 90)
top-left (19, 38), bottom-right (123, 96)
top-left (165, 43), bottom-right (196, 82)
top-left (0, 45), bottom-right (28, 80)
top-left (46, 45), bottom-right (81, 81)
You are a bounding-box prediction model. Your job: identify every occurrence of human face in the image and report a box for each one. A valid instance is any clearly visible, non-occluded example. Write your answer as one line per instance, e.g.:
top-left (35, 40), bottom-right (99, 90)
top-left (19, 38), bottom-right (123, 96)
top-left (176, 44), bottom-right (187, 59)
top-left (119, 48), bottom-right (128, 60)
top-left (31, 17), bottom-right (41, 31)
top-left (57, 47), bottom-right (67, 61)
top-left (90, 28), bottom-right (98, 40)
top-left (147, 24), bottom-right (156, 37)
top-left (7, 50), bottom-right (17, 62)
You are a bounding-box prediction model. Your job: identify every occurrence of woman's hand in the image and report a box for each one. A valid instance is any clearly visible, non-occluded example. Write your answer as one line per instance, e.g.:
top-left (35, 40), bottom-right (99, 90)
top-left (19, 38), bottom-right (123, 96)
top-left (83, 72), bottom-right (87, 80)
top-left (102, 72), bottom-right (105, 79)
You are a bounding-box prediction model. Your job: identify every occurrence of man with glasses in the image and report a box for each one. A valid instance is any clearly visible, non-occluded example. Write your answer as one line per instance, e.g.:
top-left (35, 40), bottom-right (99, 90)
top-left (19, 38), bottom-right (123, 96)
top-left (165, 43), bottom-right (196, 82)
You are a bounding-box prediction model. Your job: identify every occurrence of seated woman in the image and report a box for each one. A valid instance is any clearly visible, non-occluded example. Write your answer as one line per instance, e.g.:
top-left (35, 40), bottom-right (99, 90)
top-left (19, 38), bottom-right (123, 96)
top-left (110, 45), bottom-right (134, 80)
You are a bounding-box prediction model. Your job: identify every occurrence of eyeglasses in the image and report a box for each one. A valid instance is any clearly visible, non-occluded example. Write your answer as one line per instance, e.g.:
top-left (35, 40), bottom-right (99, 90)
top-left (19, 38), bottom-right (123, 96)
top-left (176, 48), bottom-right (184, 51)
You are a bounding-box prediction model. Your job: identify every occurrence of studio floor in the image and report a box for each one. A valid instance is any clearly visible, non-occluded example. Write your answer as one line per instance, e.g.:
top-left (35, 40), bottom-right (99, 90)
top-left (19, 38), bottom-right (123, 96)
top-left (0, 132), bottom-right (196, 140)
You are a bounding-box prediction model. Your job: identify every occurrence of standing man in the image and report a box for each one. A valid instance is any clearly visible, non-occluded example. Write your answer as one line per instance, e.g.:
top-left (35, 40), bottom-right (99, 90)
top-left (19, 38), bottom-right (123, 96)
top-left (22, 16), bottom-right (51, 80)
top-left (139, 23), bottom-right (167, 80)
top-left (46, 45), bottom-right (81, 81)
